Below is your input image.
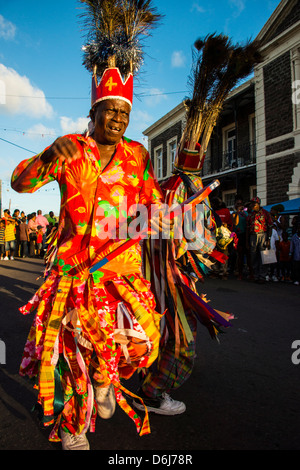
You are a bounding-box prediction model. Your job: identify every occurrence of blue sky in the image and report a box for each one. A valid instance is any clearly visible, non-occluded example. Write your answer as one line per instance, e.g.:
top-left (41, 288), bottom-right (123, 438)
top-left (0, 0), bottom-right (281, 215)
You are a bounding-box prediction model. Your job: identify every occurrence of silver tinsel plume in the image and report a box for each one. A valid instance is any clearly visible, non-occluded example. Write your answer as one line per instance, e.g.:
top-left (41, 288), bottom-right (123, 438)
top-left (79, 0), bottom-right (162, 79)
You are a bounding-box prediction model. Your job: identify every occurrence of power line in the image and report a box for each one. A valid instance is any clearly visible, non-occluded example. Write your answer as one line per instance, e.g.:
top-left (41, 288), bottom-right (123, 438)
top-left (0, 137), bottom-right (36, 154)
top-left (136, 91), bottom-right (186, 97)
top-left (0, 90), bottom-right (187, 100)
top-left (1, 179), bottom-right (59, 193)
top-left (0, 127), bottom-right (57, 137)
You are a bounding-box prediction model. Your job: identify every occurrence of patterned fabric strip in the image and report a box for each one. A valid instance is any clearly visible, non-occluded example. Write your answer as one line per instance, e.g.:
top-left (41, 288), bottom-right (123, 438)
top-left (116, 383), bottom-right (151, 436)
top-left (141, 311), bottom-right (197, 398)
top-left (165, 247), bottom-right (181, 358)
top-left (176, 289), bottom-right (194, 344)
top-left (38, 276), bottom-right (72, 424)
top-left (112, 280), bottom-right (161, 369)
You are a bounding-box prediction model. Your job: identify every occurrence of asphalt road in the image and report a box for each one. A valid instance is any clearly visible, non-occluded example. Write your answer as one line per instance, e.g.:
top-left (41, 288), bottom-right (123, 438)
top-left (0, 257), bottom-right (299, 451)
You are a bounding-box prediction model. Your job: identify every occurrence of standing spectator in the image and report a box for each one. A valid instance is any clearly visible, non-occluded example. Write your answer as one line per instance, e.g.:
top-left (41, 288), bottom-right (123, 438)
top-left (19, 216), bottom-right (29, 258)
top-left (290, 223), bottom-right (300, 285)
top-left (36, 210), bottom-right (49, 250)
top-left (270, 205), bottom-right (289, 240)
top-left (3, 209), bottom-right (16, 260)
top-left (0, 219), bottom-right (5, 260)
top-left (232, 197), bottom-right (250, 280)
top-left (211, 197), bottom-right (234, 230)
top-left (267, 223), bottom-right (280, 282)
top-left (246, 197), bottom-right (273, 283)
top-left (270, 205), bottom-right (283, 234)
top-left (36, 225), bottom-right (44, 257)
top-left (291, 215), bottom-right (300, 235)
top-left (27, 212), bottom-right (38, 257)
top-left (278, 231), bottom-right (291, 282)
top-left (46, 210), bottom-right (57, 226)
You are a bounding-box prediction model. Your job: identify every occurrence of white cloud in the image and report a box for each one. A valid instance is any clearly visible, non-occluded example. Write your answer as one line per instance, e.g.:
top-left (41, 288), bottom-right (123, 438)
top-left (60, 116), bottom-right (90, 134)
top-left (0, 64), bottom-right (54, 118)
top-left (130, 109), bottom-right (153, 132)
top-left (0, 15), bottom-right (16, 41)
top-left (171, 51), bottom-right (186, 68)
top-left (126, 109), bottom-right (153, 145)
top-left (0, 155), bottom-right (21, 181)
top-left (229, 0), bottom-right (246, 17)
top-left (191, 3), bottom-right (206, 13)
top-left (142, 88), bottom-right (168, 107)
top-left (25, 123), bottom-right (57, 140)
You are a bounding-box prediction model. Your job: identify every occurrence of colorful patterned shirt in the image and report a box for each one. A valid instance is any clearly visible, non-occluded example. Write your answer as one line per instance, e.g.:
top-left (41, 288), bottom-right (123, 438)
top-left (11, 134), bottom-right (163, 281)
top-left (247, 208), bottom-right (273, 234)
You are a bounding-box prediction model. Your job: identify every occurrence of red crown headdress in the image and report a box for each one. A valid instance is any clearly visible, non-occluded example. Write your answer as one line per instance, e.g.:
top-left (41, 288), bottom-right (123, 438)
top-left (91, 68), bottom-right (133, 109)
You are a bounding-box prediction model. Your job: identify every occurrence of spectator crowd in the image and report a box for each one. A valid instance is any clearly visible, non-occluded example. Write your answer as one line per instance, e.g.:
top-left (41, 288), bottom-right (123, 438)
top-left (0, 208), bottom-right (58, 261)
top-left (0, 198), bottom-right (299, 286)
top-left (209, 195), bottom-right (300, 286)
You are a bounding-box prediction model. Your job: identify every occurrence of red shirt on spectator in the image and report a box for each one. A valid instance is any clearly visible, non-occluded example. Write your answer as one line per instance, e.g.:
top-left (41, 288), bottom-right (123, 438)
top-left (216, 207), bottom-right (233, 231)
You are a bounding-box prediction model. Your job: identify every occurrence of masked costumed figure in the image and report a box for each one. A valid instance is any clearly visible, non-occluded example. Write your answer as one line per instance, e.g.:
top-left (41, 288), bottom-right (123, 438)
top-left (11, 0), bottom-right (164, 450)
top-left (133, 34), bottom-right (261, 414)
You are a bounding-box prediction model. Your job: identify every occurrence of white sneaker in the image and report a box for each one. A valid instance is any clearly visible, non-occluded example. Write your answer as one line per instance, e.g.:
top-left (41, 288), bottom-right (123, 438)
top-left (60, 430), bottom-right (90, 450)
top-left (10, 256), bottom-right (14, 260)
top-left (272, 275), bottom-right (278, 282)
top-left (294, 281), bottom-right (299, 286)
top-left (95, 384), bottom-right (116, 419)
top-left (3, 256), bottom-right (9, 260)
top-left (265, 275), bottom-right (270, 281)
top-left (133, 392), bottom-right (186, 416)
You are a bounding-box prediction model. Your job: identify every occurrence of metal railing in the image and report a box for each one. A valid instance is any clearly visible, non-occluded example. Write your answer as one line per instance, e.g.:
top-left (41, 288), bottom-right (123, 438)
top-left (202, 140), bottom-right (256, 176)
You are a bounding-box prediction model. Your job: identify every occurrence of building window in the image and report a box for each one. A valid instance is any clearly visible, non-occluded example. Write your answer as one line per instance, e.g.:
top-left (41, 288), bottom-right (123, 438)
top-left (227, 128), bottom-right (237, 166)
top-left (222, 189), bottom-right (236, 211)
top-left (167, 138), bottom-right (177, 175)
top-left (154, 146), bottom-right (163, 179)
top-left (249, 185), bottom-right (257, 200)
top-left (223, 125), bottom-right (237, 169)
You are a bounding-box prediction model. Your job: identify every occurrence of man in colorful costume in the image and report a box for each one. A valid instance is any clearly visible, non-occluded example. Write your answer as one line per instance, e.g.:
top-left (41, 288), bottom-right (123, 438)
top-left (134, 144), bottom-right (231, 414)
top-left (11, 0), bottom-right (164, 450)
